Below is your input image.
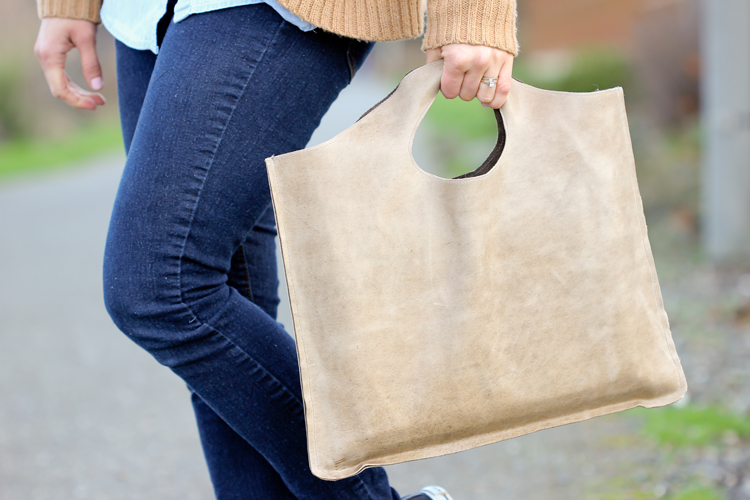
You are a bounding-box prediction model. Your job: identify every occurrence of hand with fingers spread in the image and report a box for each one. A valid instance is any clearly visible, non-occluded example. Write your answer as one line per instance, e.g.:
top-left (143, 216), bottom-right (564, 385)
top-left (426, 43), bottom-right (514, 109)
top-left (34, 18), bottom-right (106, 110)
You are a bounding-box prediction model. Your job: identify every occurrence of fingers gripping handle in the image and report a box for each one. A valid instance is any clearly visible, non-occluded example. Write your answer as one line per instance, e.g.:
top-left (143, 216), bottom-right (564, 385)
top-left (357, 60), bottom-right (506, 179)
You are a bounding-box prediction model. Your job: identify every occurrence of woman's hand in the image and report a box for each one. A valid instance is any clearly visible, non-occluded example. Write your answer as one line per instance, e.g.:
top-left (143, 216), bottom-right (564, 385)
top-left (426, 44), bottom-right (514, 109)
top-left (34, 18), bottom-right (106, 110)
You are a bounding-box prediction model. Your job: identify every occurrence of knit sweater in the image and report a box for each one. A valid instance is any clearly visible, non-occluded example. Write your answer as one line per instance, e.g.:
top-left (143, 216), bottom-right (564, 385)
top-left (37, 0), bottom-right (517, 54)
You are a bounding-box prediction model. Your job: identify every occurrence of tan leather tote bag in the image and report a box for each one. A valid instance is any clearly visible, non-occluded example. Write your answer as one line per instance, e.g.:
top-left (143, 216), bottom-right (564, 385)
top-left (265, 60), bottom-right (687, 481)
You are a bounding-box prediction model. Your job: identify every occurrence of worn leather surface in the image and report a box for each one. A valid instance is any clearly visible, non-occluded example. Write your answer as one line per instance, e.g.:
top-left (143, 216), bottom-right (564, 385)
top-left (265, 60), bottom-right (687, 480)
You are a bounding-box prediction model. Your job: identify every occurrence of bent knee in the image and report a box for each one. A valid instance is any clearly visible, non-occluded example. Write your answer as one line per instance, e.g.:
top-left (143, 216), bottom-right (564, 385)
top-left (102, 254), bottom-right (188, 348)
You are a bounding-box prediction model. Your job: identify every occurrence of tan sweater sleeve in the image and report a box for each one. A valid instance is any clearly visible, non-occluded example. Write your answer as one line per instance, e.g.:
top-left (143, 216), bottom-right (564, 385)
top-left (37, 0), bottom-right (102, 23)
top-left (422, 0), bottom-right (517, 55)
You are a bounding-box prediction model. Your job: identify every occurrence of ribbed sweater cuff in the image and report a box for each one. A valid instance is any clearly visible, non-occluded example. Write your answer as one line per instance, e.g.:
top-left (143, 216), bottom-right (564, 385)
top-left (36, 0), bottom-right (101, 23)
top-left (422, 0), bottom-right (517, 55)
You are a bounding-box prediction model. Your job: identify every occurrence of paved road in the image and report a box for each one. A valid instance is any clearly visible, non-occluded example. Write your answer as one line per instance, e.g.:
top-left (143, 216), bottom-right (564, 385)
top-left (0, 67), bottom-right (630, 500)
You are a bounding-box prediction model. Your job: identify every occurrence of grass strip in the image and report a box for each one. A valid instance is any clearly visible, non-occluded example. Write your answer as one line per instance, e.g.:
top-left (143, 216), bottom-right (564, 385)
top-left (633, 405), bottom-right (750, 447)
top-left (0, 122), bottom-right (122, 181)
top-left (424, 92), bottom-right (497, 140)
top-left (669, 486), bottom-right (726, 500)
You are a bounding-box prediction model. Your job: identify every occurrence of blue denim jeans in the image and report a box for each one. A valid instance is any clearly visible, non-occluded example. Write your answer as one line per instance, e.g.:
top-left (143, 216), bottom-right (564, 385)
top-left (105, 5), bottom-right (401, 499)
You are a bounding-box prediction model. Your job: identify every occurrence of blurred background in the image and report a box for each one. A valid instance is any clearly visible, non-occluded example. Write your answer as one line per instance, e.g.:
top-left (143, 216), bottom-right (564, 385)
top-left (1, 0), bottom-right (749, 499)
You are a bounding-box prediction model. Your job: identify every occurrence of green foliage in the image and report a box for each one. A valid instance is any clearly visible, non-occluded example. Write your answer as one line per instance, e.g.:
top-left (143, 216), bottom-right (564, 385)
top-left (421, 93), bottom-right (500, 177)
top-left (425, 92), bottom-right (498, 141)
top-left (633, 405), bottom-right (750, 448)
top-left (633, 120), bottom-right (701, 218)
top-left (514, 46), bottom-right (633, 93)
top-left (596, 488), bottom-right (658, 500)
top-left (668, 486), bottom-right (726, 500)
top-left (0, 61), bottom-right (28, 140)
top-left (0, 122), bottom-right (122, 180)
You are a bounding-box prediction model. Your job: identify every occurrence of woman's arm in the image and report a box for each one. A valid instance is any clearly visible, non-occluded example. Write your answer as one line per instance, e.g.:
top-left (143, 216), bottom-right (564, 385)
top-left (34, 0), bottom-right (104, 110)
top-left (35, 18), bottom-right (105, 110)
top-left (36, 0), bottom-right (101, 23)
top-left (34, 0), bottom-right (105, 110)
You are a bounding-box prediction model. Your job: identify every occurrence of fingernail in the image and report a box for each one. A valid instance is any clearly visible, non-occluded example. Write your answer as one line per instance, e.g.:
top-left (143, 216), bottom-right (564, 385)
top-left (91, 77), bottom-right (103, 91)
top-left (482, 103), bottom-right (489, 107)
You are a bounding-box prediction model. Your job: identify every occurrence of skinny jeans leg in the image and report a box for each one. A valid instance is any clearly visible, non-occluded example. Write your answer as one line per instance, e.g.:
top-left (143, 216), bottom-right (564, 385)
top-left (116, 39), bottom-right (293, 499)
top-left (106, 5), bottom-right (398, 499)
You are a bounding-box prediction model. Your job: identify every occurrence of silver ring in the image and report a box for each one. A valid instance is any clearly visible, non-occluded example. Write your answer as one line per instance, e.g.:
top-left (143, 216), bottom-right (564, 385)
top-left (481, 77), bottom-right (498, 88)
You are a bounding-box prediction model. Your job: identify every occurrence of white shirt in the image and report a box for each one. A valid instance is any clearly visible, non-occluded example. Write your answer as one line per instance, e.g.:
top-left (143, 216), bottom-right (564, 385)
top-left (101, 0), bottom-right (316, 54)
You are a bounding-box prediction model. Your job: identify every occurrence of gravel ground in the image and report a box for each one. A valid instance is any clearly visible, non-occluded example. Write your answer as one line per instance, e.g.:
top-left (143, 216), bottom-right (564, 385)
top-left (1, 65), bottom-right (749, 500)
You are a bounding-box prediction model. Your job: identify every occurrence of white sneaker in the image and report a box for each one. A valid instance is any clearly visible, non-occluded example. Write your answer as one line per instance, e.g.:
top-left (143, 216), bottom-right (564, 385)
top-left (401, 485), bottom-right (455, 500)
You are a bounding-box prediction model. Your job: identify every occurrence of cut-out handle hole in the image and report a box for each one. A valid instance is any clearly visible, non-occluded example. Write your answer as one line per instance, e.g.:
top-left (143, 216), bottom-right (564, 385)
top-left (412, 94), bottom-right (506, 180)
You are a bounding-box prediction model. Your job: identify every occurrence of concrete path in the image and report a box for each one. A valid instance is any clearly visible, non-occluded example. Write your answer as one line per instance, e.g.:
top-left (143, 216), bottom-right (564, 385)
top-left (0, 67), bottom-right (629, 500)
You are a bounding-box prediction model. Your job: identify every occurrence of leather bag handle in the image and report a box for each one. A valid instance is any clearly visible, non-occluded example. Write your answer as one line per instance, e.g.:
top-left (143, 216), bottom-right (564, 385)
top-left (359, 60), bottom-right (506, 179)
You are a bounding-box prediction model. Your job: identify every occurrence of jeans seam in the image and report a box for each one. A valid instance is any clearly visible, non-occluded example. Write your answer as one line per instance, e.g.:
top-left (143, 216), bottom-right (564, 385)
top-left (203, 318), bottom-right (303, 408)
top-left (167, 15), bottom-right (314, 474)
top-left (194, 319), bottom-right (379, 500)
top-left (239, 245), bottom-right (254, 303)
top-left (175, 19), bottom-right (285, 326)
top-left (166, 18), bottom-right (381, 498)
